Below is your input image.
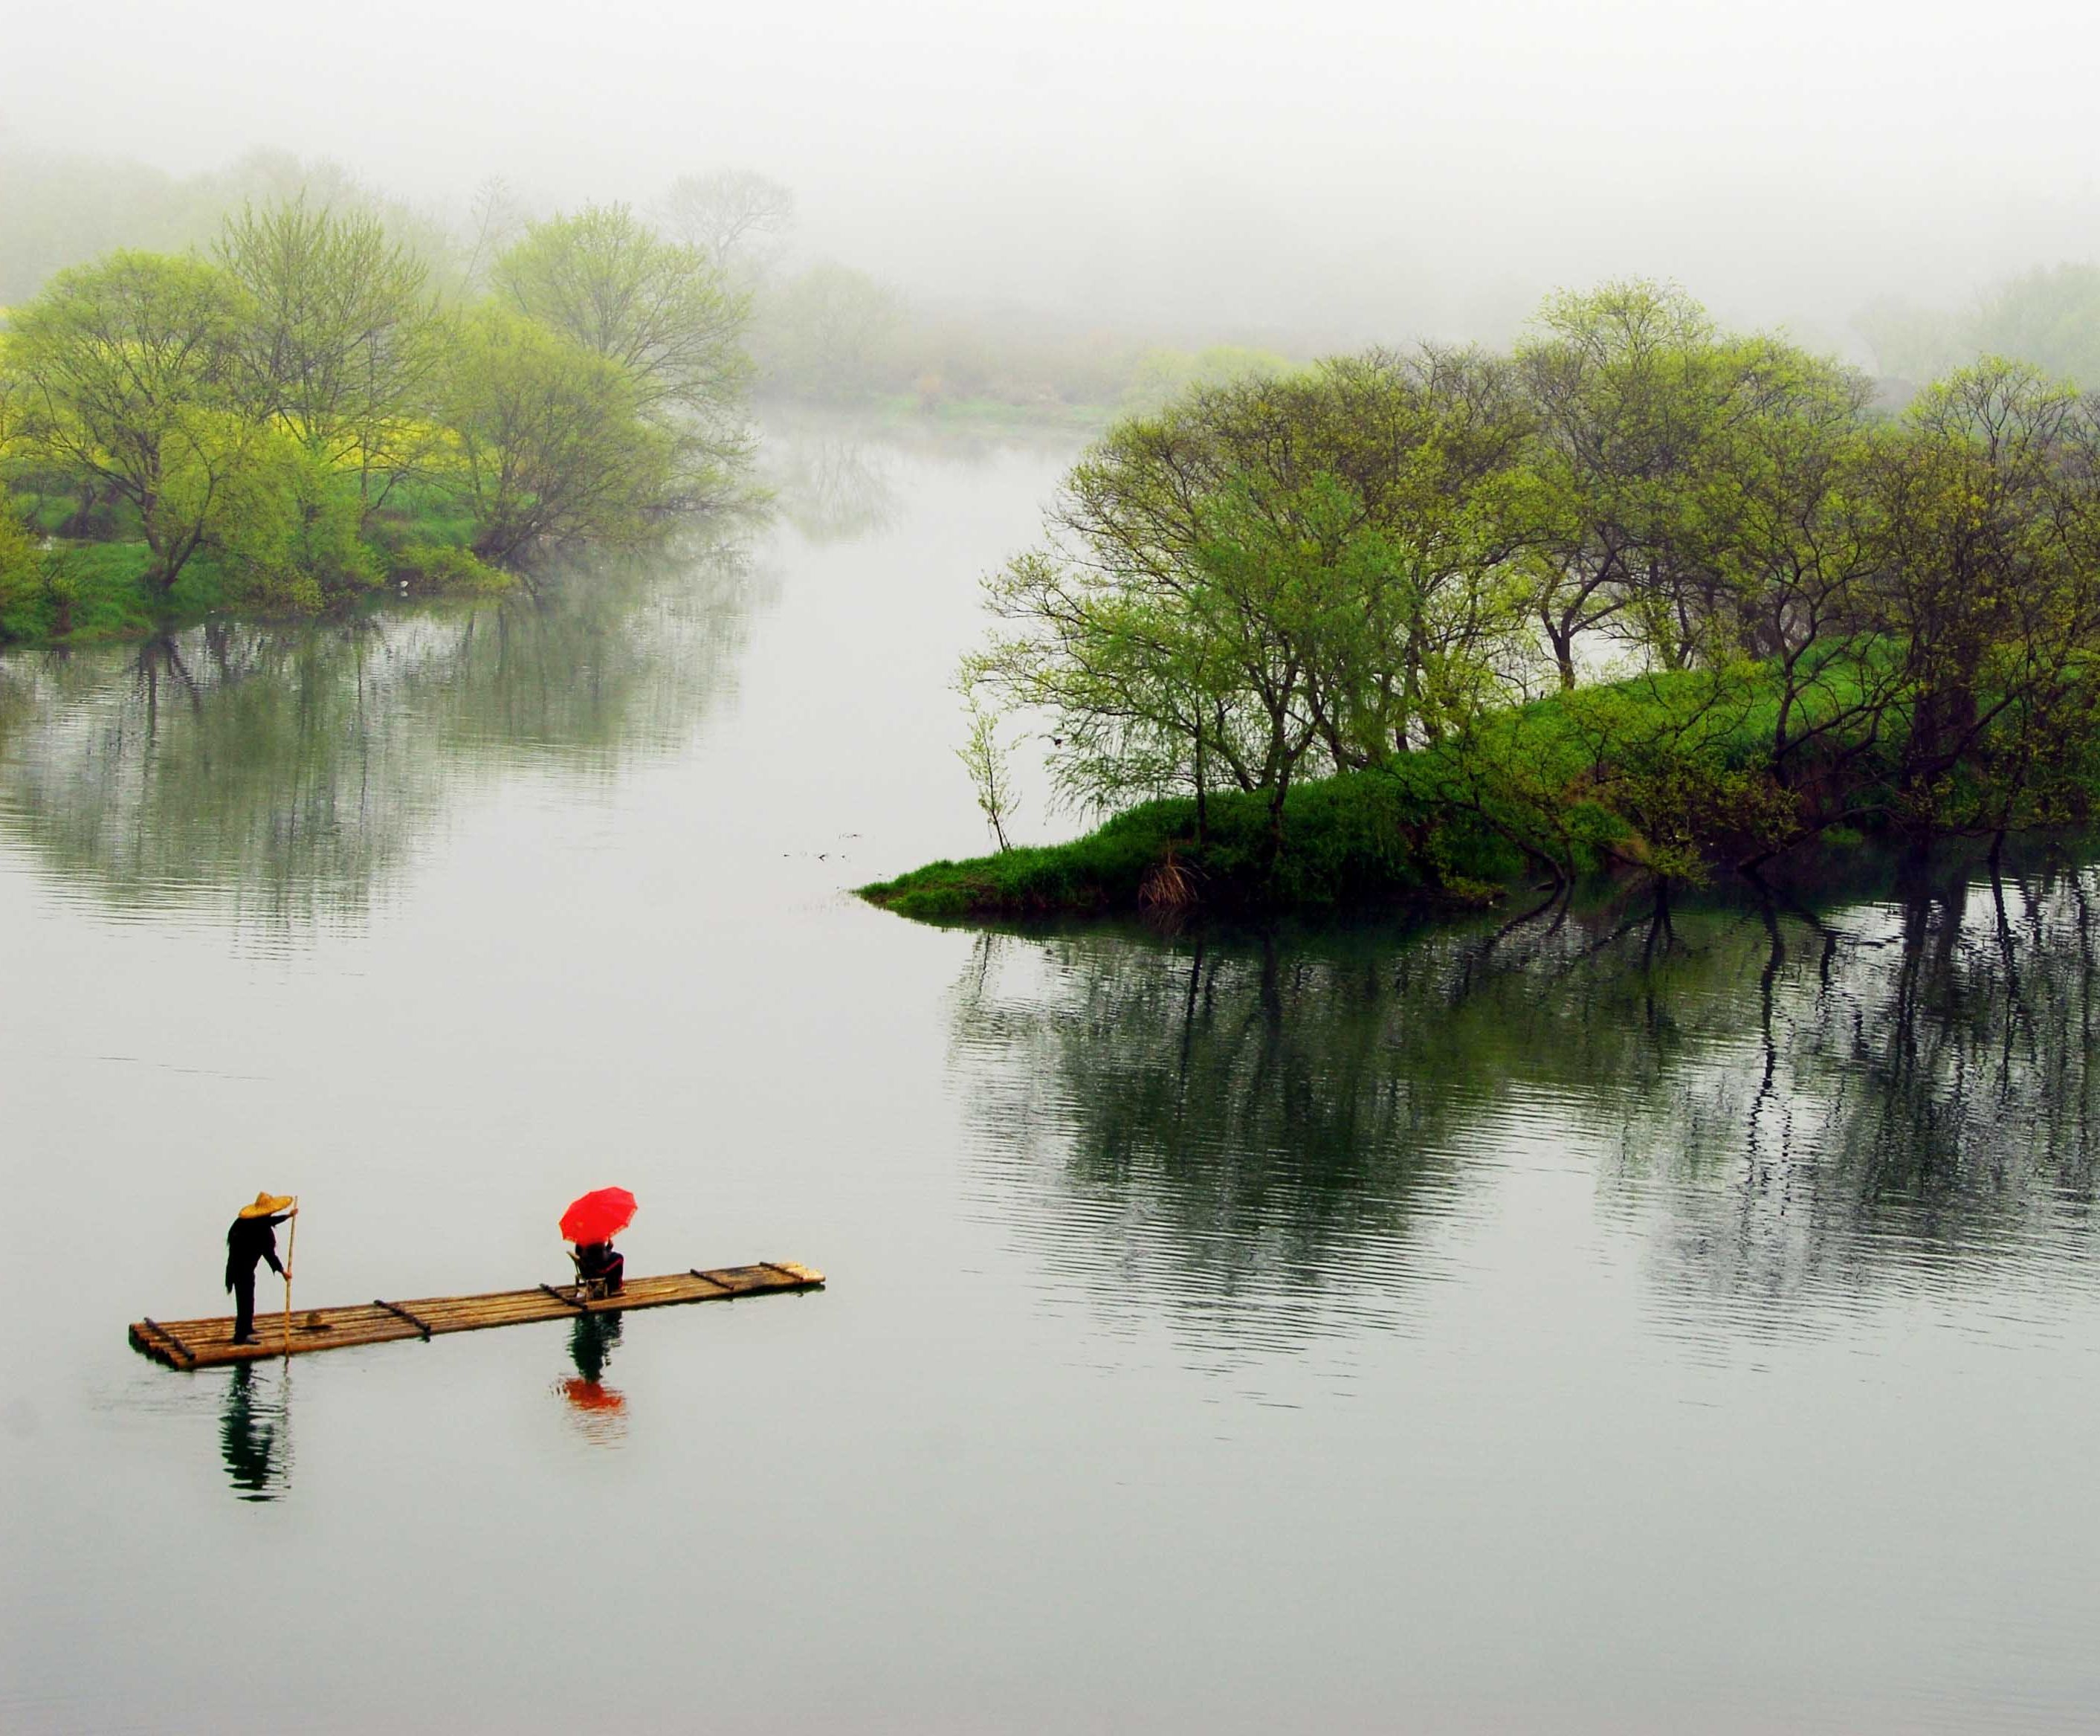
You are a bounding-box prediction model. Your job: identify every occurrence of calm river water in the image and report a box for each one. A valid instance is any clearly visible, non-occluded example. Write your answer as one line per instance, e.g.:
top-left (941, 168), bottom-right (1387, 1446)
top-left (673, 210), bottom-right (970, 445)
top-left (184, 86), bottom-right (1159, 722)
top-left (5, 422), bottom-right (2100, 1735)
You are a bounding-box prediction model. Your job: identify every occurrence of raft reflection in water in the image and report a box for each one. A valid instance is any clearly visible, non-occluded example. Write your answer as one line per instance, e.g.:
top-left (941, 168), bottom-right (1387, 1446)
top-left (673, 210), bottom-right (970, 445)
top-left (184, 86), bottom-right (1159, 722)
top-left (558, 1312), bottom-right (627, 1447)
top-left (219, 1363), bottom-right (291, 1503)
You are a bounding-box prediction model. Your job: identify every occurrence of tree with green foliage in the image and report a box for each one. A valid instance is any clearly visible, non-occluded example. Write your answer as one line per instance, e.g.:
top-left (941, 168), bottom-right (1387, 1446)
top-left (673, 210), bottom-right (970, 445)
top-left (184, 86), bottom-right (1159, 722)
top-left (494, 204), bottom-right (751, 508)
top-left (440, 307), bottom-right (677, 566)
top-left (4, 251), bottom-right (259, 593)
top-left (200, 428), bottom-right (381, 612)
top-left (216, 198), bottom-right (440, 508)
top-left (1857, 359), bottom-right (2100, 842)
top-left (1635, 333), bottom-right (1902, 859)
top-left (1294, 347), bottom-right (1537, 752)
top-left (1513, 281), bottom-right (1742, 686)
top-left (972, 348), bottom-right (1534, 854)
top-left (494, 204), bottom-right (749, 423)
top-left (956, 688), bottom-right (1018, 852)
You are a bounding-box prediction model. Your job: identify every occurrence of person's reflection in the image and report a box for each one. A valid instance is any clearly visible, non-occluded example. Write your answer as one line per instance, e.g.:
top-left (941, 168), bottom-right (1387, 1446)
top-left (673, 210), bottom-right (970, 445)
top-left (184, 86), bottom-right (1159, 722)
top-left (219, 1363), bottom-right (290, 1502)
top-left (558, 1313), bottom-right (627, 1446)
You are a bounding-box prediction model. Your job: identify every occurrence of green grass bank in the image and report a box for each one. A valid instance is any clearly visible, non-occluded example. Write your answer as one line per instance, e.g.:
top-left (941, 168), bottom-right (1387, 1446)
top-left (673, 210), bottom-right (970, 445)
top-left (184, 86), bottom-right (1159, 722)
top-left (858, 659), bottom-right (2076, 924)
top-left (0, 486), bottom-right (511, 648)
top-left (859, 768), bottom-right (1525, 922)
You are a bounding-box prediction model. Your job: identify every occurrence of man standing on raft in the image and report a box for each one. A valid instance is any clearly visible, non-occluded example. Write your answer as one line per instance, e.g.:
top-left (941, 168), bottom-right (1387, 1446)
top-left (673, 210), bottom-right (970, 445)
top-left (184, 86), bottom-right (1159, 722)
top-left (226, 1193), bottom-right (295, 1346)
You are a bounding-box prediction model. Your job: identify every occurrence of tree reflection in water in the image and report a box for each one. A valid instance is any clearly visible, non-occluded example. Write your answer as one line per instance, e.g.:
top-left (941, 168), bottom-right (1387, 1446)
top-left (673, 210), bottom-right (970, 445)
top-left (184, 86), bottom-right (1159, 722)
top-left (763, 409), bottom-right (1071, 548)
top-left (219, 1363), bottom-right (290, 1503)
top-left (949, 857), bottom-right (2100, 1357)
top-left (0, 531), bottom-right (776, 935)
top-left (764, 423), bottom-right (905, 545)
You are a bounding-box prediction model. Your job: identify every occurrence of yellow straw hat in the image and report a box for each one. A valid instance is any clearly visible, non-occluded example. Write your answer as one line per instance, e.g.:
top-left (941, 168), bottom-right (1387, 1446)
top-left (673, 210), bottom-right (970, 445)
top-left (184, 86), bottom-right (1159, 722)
top-left (237, 1191), bottom-right (295, 1219)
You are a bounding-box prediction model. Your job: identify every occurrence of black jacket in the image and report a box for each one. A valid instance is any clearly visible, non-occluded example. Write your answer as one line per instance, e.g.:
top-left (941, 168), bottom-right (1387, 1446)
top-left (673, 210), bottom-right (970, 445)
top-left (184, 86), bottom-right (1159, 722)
top-left (574, 1242), bottom-right (621, 1280)
top-left (225, 1214), bottom-right (288, 1292)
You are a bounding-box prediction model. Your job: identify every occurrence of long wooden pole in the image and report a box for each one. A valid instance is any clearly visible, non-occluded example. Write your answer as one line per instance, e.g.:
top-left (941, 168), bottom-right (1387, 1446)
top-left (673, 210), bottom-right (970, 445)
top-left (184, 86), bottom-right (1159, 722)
top-left (282, 1197), bottom-right (300, 1357)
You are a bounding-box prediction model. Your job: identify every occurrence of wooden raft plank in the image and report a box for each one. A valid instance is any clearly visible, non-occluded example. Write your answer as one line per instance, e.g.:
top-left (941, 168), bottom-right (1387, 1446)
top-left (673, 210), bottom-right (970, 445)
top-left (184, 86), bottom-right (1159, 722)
top-left (126, 1262), bottom-right (824, 1369)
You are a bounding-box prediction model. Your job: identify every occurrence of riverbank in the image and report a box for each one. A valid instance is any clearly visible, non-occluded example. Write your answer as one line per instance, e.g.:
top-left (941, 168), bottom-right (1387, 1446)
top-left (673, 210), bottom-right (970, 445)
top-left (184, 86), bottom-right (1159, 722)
top-left (0, 545), bottom-right (514, 648)
top-left (0, 456), bottom-right (520, 646)
top-left (0, 514), bottom-right (513, 648)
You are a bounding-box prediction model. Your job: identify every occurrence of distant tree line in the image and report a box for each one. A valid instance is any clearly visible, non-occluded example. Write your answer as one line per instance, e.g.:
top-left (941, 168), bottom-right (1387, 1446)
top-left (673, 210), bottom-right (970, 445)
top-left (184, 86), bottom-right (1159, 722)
top-left (0, 146), bottom-right (1297, 433)
top-left (0, 194), bottom-right (749, 638)
top-left (1860, 265), bottom-right (2100, 395)
top-left (966, 283), bottom-right (2100, 881)
top-left (11, 143), bottom-right (2100, 426)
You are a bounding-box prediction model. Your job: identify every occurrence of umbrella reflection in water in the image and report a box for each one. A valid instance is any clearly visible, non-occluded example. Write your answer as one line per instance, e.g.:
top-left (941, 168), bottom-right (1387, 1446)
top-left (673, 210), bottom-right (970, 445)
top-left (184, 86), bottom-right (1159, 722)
top-left (558, 1313), bottom-right (627, 1447)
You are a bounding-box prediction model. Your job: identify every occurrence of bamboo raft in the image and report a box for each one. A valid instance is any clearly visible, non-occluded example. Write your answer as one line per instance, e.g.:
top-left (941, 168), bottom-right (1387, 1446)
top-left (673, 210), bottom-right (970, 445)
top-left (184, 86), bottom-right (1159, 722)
top-left (129, 1262), bottom-right (824, 1370)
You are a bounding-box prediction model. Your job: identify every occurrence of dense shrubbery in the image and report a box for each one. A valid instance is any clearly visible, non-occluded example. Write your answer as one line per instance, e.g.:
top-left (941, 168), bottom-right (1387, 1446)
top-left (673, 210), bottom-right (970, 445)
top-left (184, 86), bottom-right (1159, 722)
top-left (0, 196), bottom-right (749, 642)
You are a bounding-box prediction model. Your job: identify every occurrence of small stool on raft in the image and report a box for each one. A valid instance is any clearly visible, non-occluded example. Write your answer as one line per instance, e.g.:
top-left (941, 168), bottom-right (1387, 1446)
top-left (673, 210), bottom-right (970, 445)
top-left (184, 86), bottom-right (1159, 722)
top-left (568, 1247), bottom-right (623, 1301)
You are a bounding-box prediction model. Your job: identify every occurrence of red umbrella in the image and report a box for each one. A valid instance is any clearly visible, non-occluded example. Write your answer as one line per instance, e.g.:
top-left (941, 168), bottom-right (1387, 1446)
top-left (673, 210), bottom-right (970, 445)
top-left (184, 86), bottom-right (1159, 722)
top-left (560, 1187), bottom-right (637, 1246)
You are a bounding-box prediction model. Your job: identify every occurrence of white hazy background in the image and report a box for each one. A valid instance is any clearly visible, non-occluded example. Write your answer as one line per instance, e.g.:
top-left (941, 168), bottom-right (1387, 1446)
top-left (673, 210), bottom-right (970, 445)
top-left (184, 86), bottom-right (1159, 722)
top-left (2, 0), bottom-right (2097, 348)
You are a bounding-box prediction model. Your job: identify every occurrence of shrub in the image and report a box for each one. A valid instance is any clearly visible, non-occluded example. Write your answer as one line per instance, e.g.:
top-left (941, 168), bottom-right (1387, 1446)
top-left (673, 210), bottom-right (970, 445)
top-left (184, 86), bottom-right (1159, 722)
top-left (390, 543), bottom-right (513, 596)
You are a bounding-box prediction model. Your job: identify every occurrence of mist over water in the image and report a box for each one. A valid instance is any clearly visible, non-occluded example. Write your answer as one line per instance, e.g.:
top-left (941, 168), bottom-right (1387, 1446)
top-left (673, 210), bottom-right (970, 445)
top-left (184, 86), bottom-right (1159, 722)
top-left (10, 5), bottom-right (2100, 1725)
top-left (6, 429), bottom-right (2100, 1733)
top-left (5, 1), bottom-right (2099, 348)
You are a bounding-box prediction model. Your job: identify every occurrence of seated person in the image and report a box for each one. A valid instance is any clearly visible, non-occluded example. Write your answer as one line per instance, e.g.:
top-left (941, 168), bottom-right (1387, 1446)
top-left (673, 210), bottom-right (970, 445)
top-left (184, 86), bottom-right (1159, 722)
top-left (573, 1239), bottom-right (625, 1295)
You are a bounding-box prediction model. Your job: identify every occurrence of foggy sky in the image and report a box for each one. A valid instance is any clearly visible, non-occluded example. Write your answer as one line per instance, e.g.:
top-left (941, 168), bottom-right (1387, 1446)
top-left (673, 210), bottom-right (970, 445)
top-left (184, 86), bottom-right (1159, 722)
top-left (4, 0), bottom-right (2098, 346)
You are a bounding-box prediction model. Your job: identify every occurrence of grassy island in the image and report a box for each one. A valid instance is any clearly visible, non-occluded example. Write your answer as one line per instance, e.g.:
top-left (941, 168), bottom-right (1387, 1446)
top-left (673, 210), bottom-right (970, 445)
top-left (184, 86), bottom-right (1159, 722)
top-left (860, 770), bottom-right (1501, 921)
top-left (862, 662), bottom-right (2041, 923)
top-left (871, 283), bottom-right (2100, 925)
